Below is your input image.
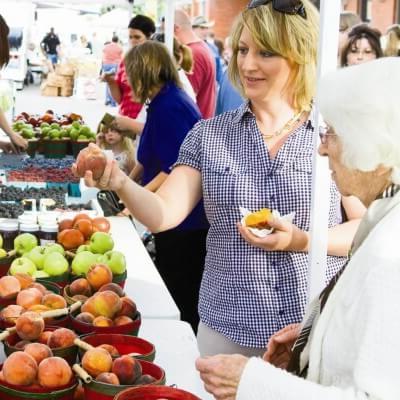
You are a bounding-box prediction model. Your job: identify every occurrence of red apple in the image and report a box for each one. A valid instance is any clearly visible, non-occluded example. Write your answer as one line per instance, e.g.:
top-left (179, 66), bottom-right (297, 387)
top-left (76, 145), bottom-right (107, 180)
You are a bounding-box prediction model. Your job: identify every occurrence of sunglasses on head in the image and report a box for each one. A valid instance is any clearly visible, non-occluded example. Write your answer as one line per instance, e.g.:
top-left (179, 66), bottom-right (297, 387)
top-left (247, 0), bottom-right (307, 19)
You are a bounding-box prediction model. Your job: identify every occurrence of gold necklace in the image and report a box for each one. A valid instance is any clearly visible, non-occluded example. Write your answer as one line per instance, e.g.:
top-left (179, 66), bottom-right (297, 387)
top-left (262, 110), bottom-right (304, 140)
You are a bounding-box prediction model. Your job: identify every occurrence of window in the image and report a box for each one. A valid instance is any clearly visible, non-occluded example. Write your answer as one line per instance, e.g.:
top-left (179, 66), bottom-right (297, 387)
top-left (360, 0), bottom-right (372, 22)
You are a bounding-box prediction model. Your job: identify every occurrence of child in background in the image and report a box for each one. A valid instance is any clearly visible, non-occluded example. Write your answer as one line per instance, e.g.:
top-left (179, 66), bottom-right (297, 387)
top-left (96, 122), bottom-right (135, 175)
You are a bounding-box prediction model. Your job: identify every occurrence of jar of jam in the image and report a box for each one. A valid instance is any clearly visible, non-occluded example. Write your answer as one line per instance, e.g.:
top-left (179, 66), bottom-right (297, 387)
top-left (0, 220), bottom-right (19, 251)
top-left (19, 223), bottom-right (40, 243)
top-left (40, 224), bottom-right (58, 246)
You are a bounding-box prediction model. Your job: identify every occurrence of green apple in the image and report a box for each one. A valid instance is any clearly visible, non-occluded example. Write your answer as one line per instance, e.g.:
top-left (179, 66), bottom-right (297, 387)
top-left (40, 122), bottom-right (50, 129)
top-left (43, 252), bottom-right (69, 276)
top-left (72, 121), bottom-right (81, 130)
top-left (0, 249), bottom-right (7, 259)
top-left (0, 233), bottom-right (3, 249)
top-left (76, 244), bottom-right (91, 254)
top-left (10, 257), bottom-right (37, 276)
top-left (43, 243), bottom-right (65, 256)
top-left (33, 270), bottom-right (50, 279)
top-left (26, 246), bottom-right (46, 269)
top-left (71, 251), bottom-right (97, 276)
top-left (50, 122), bottom-right (60, 130)
top-left (89, 232), bottom-right (114, 254)
top-left (102, 250), bottom-right (126, 275)
top-left (14, 233), bottom-right (38, 256)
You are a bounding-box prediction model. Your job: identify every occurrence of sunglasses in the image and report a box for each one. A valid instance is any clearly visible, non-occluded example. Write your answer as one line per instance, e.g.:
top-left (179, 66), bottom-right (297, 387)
top-left (247, 0), bottom-right (307, 19)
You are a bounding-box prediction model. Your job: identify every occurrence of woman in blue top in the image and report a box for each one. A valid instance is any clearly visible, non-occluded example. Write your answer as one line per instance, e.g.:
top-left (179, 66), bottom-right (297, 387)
top-left (79, 0), bottom-right (364, 355)
top-left (123, 41), bottom-right (209, 332)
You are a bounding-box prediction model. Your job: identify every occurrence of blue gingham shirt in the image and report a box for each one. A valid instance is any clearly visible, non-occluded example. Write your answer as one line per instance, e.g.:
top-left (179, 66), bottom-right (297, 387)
top-left (176, 102), bottom-right (347, 347)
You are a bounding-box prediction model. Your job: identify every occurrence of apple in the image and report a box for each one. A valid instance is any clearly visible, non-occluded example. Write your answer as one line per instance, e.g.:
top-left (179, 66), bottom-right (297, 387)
top-left (43, 243), bottom-right (65, 256)
top-left (89, 232), bottom-right (114, 254)
top-left (10, 257), bottom-right (37, 276)
top-left (33, 270), bottom-right (50, 279)
top-left (76, 244), bottom-right (91, 254)
top-left (71, 251), bottom-right (97, 276)
top-left (26, 246), bottom-right (46, 269)
top-left (101, 251), bottom-right (126, 275)
top-left (0, 249), bottom-right (7, 258)
top-left (76, 145), bottom-right (107, 180)
top-left (43, 253), bottom-right (69, 276)
top-left (14, 233), bottom-right (38, 256)
top-left (0, 233), bottom-right (3, 248)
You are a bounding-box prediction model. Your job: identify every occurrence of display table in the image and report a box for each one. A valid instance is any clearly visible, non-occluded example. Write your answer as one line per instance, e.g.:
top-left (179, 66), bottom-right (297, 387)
top-left (140, 319), bottom-right (212, 399)
top-left (109, 216), bottom-right (181, 320)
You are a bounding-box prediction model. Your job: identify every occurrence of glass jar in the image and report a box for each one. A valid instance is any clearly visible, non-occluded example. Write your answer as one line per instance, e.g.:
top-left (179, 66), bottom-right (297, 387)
top-left (0, 220), bottom-right (19, 251)
top-left (40, 224), bottom-right (58, 246)
top-left (19, 223), bottom-right (40, 243)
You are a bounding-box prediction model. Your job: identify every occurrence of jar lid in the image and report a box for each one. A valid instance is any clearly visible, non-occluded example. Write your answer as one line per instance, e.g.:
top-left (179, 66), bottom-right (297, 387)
top-left (18, 214), bottom-right (37, 224)
top-left (0, 221), bottom-right (19, 230)
top-left (40, 224), bottom-right (59, 233)
top-left (20, 223), bottom-right (40, 231)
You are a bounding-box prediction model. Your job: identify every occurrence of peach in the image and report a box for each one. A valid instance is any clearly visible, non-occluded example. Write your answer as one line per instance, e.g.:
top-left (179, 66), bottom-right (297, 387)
top-left (72, 213), bottom-right (92, 226)
top-left (47, 327), bottom-right (77, 349)
top-left (87, 264), bottom-right (112, 291)
top-left (58, 229), bottom-right (85, 250)
top-left (38, 330), bottom-right (52, 345)
top-left (74, 219), bottom-right (93, 240)
top-left (24, 342), bottom-right (53, 364)
top-left (0, 276), bottom-right (21, 299)
top-left (69, 278), bottom-right (92, 297)
top-left (2, 351), bottom-right (38, 386)
top-left (82, 347), bottom-right (113, 378)
top-left (14, 272), bottom-right (35, 290)
top-left (0, 304), bottom-right (24, 325)
top-left (42, 293), bottom-right (67, 310)
top-left (92, 217), bottom-right (110, 233)
top-left (27, 282), bottom-right (47, 295)
top-left (135, 374), bottom-right (156, 385)
top-left (116, 297), bottom-right (137, 319)
top-left (38, 357), bottom-right (73, 388)
top-left (59, 219), bottom-right (74, 232)
top-left (113, 315), bottom-right (133, 326)
top-left (112, 355), bottom-right (142, 385)
top-left (28, 304), bottom-right (50, 313)
top-left (76, 145), bottom-right (107, 181)
top-left (17, 288), bottom-right (43, 309)
top-left (82, 290), bottom-right (122, 319)
top-left (93, 316), bottom-right (113, 327)
top-left (16, 311), bottom-right (45, 341)
top-left (98, 282), bottom-right (125, 297)
top-left (96, 372), bottom-right (120, 385)
top-left (15, 339), bottom-right (31, 349)
top-left (75, 311), bottom-right (95, 324)
top-left (72, 294), bottom-right (89, 303)
top-left (97, 344), bottom-right (120, 357)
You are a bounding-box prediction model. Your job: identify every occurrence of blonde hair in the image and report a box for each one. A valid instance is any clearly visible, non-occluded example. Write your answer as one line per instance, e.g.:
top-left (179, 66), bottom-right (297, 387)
top-left (384, 24), bottom-right (400, 57)
top-left (228, 0), bottom-right (319, 112)
top-left (124, 41), bottom-right (181, 104)
top-left (176, 40), bottom-right (193, 73)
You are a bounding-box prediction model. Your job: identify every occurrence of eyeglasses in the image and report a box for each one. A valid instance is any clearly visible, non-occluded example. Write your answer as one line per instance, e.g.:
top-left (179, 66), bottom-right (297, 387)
top-left (247, 0), bottom-right (307, 19)
top-left (319, 126), bottom-right (337, 144)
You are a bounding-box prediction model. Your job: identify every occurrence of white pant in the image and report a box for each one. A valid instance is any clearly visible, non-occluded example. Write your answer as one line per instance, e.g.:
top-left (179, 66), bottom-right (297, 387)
top-left (197, 322), bottom-right (266, 357)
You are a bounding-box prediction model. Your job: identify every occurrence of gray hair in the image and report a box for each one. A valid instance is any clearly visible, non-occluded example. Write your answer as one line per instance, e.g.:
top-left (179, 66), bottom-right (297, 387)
top-left (319, 57), bottom-right (400, 184)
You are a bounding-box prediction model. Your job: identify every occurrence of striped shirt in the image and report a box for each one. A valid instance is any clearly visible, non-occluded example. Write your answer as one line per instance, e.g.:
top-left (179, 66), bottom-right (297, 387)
top-left (176, 102), bottom-right (347, 347)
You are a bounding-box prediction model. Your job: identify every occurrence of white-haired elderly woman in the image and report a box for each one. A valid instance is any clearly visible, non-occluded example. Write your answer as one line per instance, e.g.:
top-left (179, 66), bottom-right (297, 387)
top-left (196, 57), bottom-right (400, 400)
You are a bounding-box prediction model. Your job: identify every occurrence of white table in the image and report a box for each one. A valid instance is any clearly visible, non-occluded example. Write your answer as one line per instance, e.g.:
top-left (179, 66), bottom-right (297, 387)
top-left (109, 216), bottom-right (180, 320)
top-left (140, 319), bottom-right (212, 400)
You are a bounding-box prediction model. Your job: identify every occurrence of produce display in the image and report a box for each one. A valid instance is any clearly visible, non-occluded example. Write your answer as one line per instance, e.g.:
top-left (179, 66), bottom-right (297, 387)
top-left (7, 166), bottom-right (79, 183)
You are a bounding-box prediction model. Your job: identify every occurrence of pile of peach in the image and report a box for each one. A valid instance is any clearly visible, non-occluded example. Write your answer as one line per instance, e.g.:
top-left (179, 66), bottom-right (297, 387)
top-left (74, 283), bottom-right (137, 327)
top-left (0, 274), bottom-right (67, 326)
top-left (82, 349), bottom-right (155, 386)
top-left (58, 213), bottom-right (110, 250)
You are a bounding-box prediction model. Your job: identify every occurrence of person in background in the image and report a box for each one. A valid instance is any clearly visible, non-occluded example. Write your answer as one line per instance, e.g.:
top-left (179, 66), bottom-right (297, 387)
top-left (41, 27), bottom-right (60, 66)
top-left (196, 56), bottom-right (400, 400)
top-left (79, 0), bottom-right (364, 354)
top-left (0, 15), bottom-right (28, 153)
top-left (338, 11), bottom-right (361, 59)
top-left (192, 16), bottom-right (223, 85)
top-left (102, 15), bottom-right (155, 119)
top-left (383, 24), bottom-right (400, 57)
top-left (340, 24), bottom-right (383, 67)
top-left (96, 121), bottom-right (135, 175)
top-left (80, 35), bottom-right (92, 54)
top-left (174, 9), bottom-right (216, 119)
top-left (102, 35), bottom-right (123, 106)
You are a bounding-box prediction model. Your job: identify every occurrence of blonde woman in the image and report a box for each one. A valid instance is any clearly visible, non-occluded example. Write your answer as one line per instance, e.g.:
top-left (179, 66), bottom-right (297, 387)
top-left (384, 24), bottom-right (400, 57)
top-left (78, 0), bottom-right (363, 354)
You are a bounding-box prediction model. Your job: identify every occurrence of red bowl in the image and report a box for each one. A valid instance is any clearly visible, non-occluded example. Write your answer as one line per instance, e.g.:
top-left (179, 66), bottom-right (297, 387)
top-left (83, 359), bottom-right (166, 400)
top-left (79, 333), bottom-right (155, 361)
top-left (0, 256), bottom-right (15, 278)
top-left (114, 386), bottom-right (201, 400)
top-left (70, 311), bottom-right (141, 336)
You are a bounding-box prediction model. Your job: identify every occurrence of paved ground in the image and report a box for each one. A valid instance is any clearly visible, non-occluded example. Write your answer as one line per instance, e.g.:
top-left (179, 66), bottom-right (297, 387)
top-left (14, 80), bottom-right (118, 131)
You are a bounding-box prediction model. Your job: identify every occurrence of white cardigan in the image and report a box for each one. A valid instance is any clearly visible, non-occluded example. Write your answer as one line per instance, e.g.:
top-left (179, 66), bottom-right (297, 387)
top-left (237, 191), bottom-right (400, 400)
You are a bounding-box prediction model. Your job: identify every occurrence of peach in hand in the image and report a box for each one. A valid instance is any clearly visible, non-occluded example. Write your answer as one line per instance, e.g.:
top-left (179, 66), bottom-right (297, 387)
top-left (76, 145), bottom-right (107, 181)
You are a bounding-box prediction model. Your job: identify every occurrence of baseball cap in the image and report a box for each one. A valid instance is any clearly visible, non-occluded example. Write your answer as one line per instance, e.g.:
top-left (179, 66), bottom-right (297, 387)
top-left (192, 16), bottom-right (215, 28)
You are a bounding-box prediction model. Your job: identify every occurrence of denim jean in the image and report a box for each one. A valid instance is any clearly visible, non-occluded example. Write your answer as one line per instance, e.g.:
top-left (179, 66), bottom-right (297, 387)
top-left (102, 63), bottom-right (118, 106)
top-left (47, 53), bottom-right (58, 66)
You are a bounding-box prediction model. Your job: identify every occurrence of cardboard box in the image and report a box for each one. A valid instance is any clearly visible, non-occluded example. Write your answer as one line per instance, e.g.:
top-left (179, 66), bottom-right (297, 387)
top-left (46, 72), bottom-right (65, 87)
top-left (55, 63), bottom-right (75, 77)
top-left (60, 87), bottom-right (73, 97)
top-left (40, 84), bottom-right (60, 97)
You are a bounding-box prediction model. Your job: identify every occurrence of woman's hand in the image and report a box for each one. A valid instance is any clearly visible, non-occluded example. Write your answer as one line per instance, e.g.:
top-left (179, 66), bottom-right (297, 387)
top-left (101, 72), bottom-right (115, 84)
top-left (263, 323), bottom-right (301, 369)
top-left (114, 115), bottom-right (134, 132)
top-left (237, 218), bottom-right (309, 252)
top-left (196, 354), bottom-right (248, 400)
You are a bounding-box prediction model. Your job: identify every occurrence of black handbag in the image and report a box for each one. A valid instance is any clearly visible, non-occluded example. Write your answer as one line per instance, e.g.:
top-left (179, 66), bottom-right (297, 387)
top-left (96, 190), bottom-right (124, 216)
